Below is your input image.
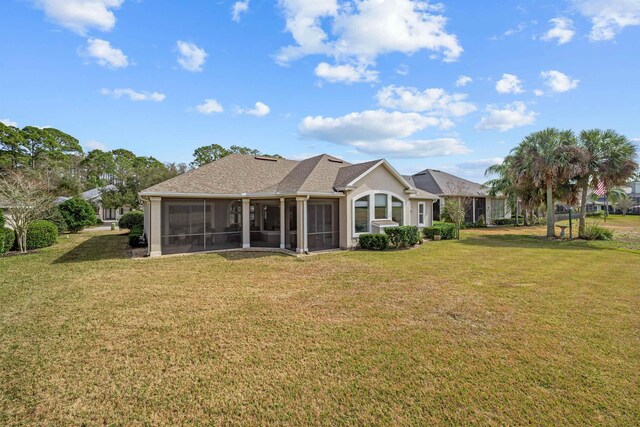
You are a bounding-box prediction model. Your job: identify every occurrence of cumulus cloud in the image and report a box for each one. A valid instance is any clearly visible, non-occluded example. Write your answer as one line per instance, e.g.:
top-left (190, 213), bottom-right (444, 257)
top-left (395, 64), bottom-right (410, 75)
top-left (496, 74), bottom-right (524, 94)
top-left (573, 0), bottom-right (640, 41)
top-left (542, 17), bottom-right (575, 45)
top-left (540, 70), bottom-right (579, 93)
top-left (31, 0), bottom-right (123, 34)
top-left (100, 88), bottom-right (165, 102)
top-left (82, 38), bottom-right (128, 68)
top-left (276, 0), bottom-right (463, 81)
top-left (455, 75), bottom-right (472, 87)
top-left (298, 109), bottom-right (469, 158)
top-left (376, 85), bottom-right (476, 117)
top-left (237, 101), bottom-right (271, 117)
top-left (195, 99), bottom-right (224, 114)
top-left (0, 118), bottom-right (18, 127)
top-left (84, 140), bottom-right (107, 151)
top-left (475, 102), bottom-right (537, 132)
top-left (314, 62), bottom-right (379, 83)
top-left (232, 0), bottom-right (249, 22)
top-left (176, 41), bottom-right (208, 72)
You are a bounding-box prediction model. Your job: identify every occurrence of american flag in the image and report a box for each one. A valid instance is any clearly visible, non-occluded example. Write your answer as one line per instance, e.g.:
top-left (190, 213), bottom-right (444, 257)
top-left (594, 181), bottom-right (606, 196)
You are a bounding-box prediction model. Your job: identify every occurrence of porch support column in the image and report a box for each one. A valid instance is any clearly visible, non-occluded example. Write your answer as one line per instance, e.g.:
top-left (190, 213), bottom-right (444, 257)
top-left (279, 198), bottom-right (285, 249)
top-left (242, 198), bottom-right (250, 248)
top-left (296, 196), bottom-right (308, 254)
top-left (472, 198), bottom-right (476, 223)
top-left (149, 196), bottom-right (162, 257)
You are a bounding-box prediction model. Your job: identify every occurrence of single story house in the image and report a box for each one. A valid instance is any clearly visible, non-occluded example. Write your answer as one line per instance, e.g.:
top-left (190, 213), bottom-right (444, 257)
top-left (139, 154), bottom-right (437, 257)
top-left (409, 169), bottom-right (510, 224)
top-left (56, 185), bottom-right (131, 222)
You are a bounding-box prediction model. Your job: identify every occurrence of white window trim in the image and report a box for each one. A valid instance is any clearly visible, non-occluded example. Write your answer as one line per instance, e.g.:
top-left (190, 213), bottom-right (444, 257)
top-left (352, 191), bottom-right (406, 237)
top-left (418, 202), bottom-right (426, 227)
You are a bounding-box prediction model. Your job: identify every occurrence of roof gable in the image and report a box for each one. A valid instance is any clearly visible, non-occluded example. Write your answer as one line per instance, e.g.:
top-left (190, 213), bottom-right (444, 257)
top-left (412, 169), bottom-right (487, 197)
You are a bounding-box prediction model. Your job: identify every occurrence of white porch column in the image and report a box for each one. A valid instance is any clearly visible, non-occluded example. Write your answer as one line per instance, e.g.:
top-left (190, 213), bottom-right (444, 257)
top-left (149, 197), bottom-right (162, 257)
top-left (242, 198), bottom-right (250, 248)
top-left (472, 198), bottom-right (476, 223)
top-left (295, 196), bottom-right (308, 253)
top-left (280, 198), bottom-right (285, 249)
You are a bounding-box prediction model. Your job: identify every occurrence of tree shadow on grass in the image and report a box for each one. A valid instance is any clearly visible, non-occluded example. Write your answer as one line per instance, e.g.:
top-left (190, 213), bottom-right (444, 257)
top-left (53, 234), bottom-right (128, 264)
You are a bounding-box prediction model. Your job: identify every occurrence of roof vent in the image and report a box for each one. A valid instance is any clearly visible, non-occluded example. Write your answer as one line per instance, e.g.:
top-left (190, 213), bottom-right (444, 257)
top-left (414, 172), bottom-right (427, 176)
top-left (254, 156), bottom-right (278, 162)
top-left (328, 158), bottom-right (344, 163)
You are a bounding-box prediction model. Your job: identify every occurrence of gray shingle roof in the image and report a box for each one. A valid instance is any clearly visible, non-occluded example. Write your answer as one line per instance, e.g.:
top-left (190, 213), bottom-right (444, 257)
top-left (412, 169), bottom-right (488, 197)
top-left (82, 184), bottom-right (116, 201)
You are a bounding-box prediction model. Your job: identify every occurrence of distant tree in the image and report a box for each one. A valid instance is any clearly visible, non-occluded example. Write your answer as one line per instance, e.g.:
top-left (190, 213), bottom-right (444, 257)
top-left (58, 197), bottom-right (96, 233)
top-left (80, 149), bottom-right (118, 188)
top-left (0, 123), bottom-right (26, 170)
top-left (616, 197), bottom-right (634, 215)
top-left (0, 171), bottom-right (54, 253)
top-left (444, 197), bottom-right (468, 240)
top-left (190, 144), bottom-right (283, 168)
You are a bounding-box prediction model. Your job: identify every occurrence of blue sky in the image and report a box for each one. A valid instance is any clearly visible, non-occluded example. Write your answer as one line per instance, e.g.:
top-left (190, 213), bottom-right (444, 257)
top-left (1, 0), bottom-right (639, 182)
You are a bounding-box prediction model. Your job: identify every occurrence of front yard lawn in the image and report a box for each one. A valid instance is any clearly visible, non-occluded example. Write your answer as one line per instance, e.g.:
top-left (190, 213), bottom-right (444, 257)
top-left (1, 224), bottom-right (639, 425)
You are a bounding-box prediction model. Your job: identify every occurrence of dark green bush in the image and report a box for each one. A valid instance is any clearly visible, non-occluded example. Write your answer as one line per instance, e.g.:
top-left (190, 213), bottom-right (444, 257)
top-left (45, 206), bottom-right (68, 234)
top-left (128, 224), bottom-right (145, 247)
top-left (423, 222), bottom-right (456, 240)
top-left (493, 218), bottom-right (515, 225)
top-left (118, 210), bottom-right (144, 231)
top-left (25, 220), bottom-right (58, 249)
top-left (59, 197), bottom-right (97, 233)
top-left (358, 234), bottom-right (389, 250)
top-left (384, 226), bottom-right (420, 248)
top-left (1, 227), bottom-right (15, 254)
top-left (0, 208), bottom-right (4, 227)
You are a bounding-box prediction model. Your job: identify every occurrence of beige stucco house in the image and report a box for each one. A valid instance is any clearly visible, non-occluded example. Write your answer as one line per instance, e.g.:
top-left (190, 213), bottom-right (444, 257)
top-left (139, 154), bottom-right (437, 257)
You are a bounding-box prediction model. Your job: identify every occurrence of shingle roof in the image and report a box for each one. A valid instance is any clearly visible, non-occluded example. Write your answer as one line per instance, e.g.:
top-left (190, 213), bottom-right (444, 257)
top-left (82, 184), bottom-right (116, 201)
top-left (334, 160), bottom-right (381, 188)
top-left (412, 169), bottom-right (488, 197)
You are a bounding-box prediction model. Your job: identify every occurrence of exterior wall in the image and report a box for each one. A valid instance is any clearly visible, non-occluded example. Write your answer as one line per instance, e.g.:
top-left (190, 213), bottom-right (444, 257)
top-left (409, 199), bottom-right (434, 229)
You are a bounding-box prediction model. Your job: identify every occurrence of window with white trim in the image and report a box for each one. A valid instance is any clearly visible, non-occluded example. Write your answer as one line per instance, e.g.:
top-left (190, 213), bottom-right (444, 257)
top-left (374, 194), bottom-right (388, 219)
top-left (354, 195), bottom-right (370, 233)
top-left (418, 202), bottom-right (425, 226)
top-left (392, 196), bottom-right (403, 225)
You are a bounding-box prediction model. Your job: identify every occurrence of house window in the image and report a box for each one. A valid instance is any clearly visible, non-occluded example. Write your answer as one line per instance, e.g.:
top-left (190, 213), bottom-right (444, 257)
top-left (391, 197), bottom-right (403, 225)
top-left (491, 199), bottom-right (505, 220)
top-left (374, 194), bottom-right (388, 219)
top-left (354, 195), bottom-right (370, 233)
top-left (418, 202), bottom-right (425, 226)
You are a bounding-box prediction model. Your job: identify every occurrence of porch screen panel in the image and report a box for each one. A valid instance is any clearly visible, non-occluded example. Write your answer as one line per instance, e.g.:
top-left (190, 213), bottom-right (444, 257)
top-left (162, 199), bottom-right (206, 254)
top-left (307, 199), bottom-right (339, 251)
top-left (205, 199), bottom-right (242, 250)
top-left (285, 199), bottom-right (297, 250)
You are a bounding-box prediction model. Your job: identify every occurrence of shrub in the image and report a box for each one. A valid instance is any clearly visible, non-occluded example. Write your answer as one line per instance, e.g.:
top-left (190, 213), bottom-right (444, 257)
top-left (0, 208), bottom-right (4, 228)
top-left (581, 223), bottom-right (614, 241)
top-left (118, 210), bottom-right (144, 231)
top-left (586, 212), bottom-right (603, 218)
top-left (24, 220), bottom-right (58, 249)
top-left (423, 222), bottom-right (456, 240)
top-left (45, 206), bottom-right (68, 234)
top-left (59, 197), bottom-right (97, 233)
top-left (358, 234), bottom-right (389, 250)
top-left (128, 224), bottom-right (145, 247)
top-left (493, 218), bottom-right (515, 225)
top-left (384, 226), bottom-right (420, 248)
top-left (1, 227), bottom-right (15, 254)
top-left (477, 214), bottom-right (486, 227)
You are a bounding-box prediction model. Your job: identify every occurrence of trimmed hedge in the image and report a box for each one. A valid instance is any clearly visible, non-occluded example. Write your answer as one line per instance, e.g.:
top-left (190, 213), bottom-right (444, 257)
top-left (358, 234), bottom-right (389, 250)
top-left (25, 220), bottom-right (58, 250)
top-left (384, 226), bottom-right (420, 248)
top-left (493, 218), bottom-right (516, 225)
top-left (128, 224), bottom-right (145, 247)
top-left (423, 222), bottom-right (456, 240)
top-left (1, 227), bottom-right (15, 254)
top-left (119, 210), bottom-right (144, 231)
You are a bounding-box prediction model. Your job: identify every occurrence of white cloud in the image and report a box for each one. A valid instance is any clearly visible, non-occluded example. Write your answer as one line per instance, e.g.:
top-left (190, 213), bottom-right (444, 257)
top-left (237, 101), bottom-right (271, 117)
top-left (298, 109), bottom-right (469, 158)
top-left (542, 17), bottom-right (575, 45)
top-left (0, 118), bottom-right (18, 127)
top-left (232, 0), bottom-right (249, 22)
top-left (573, 0), bottom-right (640, 41)
top-left (534, 89), bottom-right (545, 96)
top-left (395, 64), bottom-right (410, 75)
top-left (314, 62), bottom-right (378, 83)
top-left (455, 75), bottom-right (472, 87)
top-left (276, 0), bottom-right (463, 74)
top-left (84, 140), bottom-right (107, 151)
top-left (496, 74), bottom-right (524, 94)
top-left (475, 102), bottom-right (537, 132)
top-left (540, 70), bottom-right (579, 93)
top-left (31, 0), bottom-right (123, 34)
top-left (490, 23), bottom-right (526, 40)
top-left (176, 40), bottom-right (208, 72)
top-left (376, 85), bottom-right (476, 117)
top-left (82, 38), bottom-right (128, 69)
top-left (195, 99), bottom-right (224, 114)
top-left (100, 88), bottom-right (165, 102)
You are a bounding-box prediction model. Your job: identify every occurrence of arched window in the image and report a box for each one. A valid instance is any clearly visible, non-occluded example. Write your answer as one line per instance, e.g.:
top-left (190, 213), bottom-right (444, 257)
top-left (391, 196), bottom-right (403, 225)
top-left (354, 195), bottom-right (370, 233)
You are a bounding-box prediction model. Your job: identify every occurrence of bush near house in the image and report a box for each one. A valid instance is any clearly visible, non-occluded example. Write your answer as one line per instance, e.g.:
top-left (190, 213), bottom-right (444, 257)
top-left (59, 197), bottom-right (97, 233)
top-left (358, 234), bottom-right (390, 250)
top-left (128, 224), bottom-right (145, 247)
top-left (385, 226), bottom-right (420, 248)
top-left (45, 206), bottom-right (68, 234)
top-left (118, 210), bottom-right (144, 231)
top-left (581, 223), bottom-right (614, 241)
top-left (423, 222), bottom-right (456, 240)
top-left (1, 227), bottom-right (15, 254)
top-left (17, 220), bottom-right (58, 250)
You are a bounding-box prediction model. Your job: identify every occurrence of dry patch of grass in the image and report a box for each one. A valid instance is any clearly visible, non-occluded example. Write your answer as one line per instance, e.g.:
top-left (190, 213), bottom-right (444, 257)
top-left (1, 226), bottom-right (639, 425)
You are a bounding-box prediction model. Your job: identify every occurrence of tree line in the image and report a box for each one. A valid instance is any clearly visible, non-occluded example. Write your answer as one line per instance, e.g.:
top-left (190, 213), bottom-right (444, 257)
top-left (485, 128), bottom-right (639, 238)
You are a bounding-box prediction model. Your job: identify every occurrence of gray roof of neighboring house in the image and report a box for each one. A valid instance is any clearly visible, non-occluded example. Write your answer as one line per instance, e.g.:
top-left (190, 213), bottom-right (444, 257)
top-left (411, 169), bottom-right (488, 197)
top-left (82, 184), bottom-right (116, 201)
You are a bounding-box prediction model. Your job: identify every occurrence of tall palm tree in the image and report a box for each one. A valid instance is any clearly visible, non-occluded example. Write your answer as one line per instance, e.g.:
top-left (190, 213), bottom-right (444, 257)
top-left (577, 130), bottom-right (638, 235)
top-left (510, 128), bottom-right (586, 237)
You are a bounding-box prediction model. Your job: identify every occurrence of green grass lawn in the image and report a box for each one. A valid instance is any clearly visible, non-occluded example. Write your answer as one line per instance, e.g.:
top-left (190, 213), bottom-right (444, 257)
top-left (1, 218), bottom-right (639, 425)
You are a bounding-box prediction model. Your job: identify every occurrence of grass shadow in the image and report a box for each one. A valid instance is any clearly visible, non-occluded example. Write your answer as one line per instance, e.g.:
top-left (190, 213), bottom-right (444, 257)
top-left (456, 234), bottom-right (597, 251)
top-left (53, 234), bottom-right (128, 264)
top-left (215, 250), bottom-right (294, 261)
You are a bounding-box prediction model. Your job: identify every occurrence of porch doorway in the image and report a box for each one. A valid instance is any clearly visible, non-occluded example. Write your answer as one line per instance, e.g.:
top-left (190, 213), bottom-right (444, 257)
top-left (249, 199), bottom-right (281, 248)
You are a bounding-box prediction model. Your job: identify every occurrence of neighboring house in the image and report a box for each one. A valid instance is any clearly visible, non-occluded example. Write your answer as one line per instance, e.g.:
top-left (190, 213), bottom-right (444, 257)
top-left (409, 169), bottom-right (510, 224)
top-left (587, 181), bottom-right (640, 215)
top-left (56, 185), bottom-right (131, 222)
top-left (139, 154), bottom-right (437, 257)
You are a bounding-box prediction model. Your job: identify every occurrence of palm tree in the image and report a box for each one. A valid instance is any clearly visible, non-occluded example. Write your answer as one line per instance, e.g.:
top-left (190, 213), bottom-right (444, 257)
top-left (510, 128), bottom-right (586, 237)
top-left (577, 130), bottom-right (638, 235)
